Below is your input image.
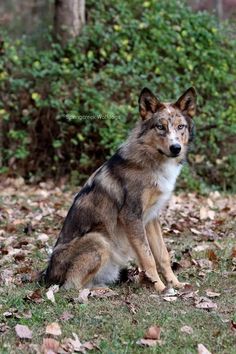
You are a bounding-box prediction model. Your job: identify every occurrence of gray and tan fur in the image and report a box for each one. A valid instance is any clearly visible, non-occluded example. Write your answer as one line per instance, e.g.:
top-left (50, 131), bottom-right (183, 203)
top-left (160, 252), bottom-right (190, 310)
top-left (41, 87), bottom-right (197, 293)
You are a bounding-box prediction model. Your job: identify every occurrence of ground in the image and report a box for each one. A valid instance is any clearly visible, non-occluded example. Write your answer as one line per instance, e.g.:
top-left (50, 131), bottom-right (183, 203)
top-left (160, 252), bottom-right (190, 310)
top-left (0, 178), bottom-right (235, 354)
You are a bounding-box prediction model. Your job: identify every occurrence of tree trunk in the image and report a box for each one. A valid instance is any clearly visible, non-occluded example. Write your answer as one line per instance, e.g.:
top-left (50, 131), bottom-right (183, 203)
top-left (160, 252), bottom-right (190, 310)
top-left (54, 0), bottom-right (85, 46)
top-left (213, 0), bottom-right (223, 20)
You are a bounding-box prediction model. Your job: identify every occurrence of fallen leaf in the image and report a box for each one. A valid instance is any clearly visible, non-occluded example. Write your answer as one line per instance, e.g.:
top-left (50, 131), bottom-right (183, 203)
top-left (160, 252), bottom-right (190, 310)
top-left (200, 207), bottom-right (215, 220)
top-left (144, 325), bottom-right (161, 340)
top-left (90, 288), bottom-right (118, 299)
top-left (15, 324), bottom-right (32, 339)
top-left (3, 311), bottom-right (14, 318)
top-left (60, 311), bottom-right (74, 321)
top-left (46, 285), bottom-right (59, 304)
top-left (124, 300), bottom-right (137, 314)
top-left (206, 290), bottom-right (221, 298)
top-left (193, 244), bottom-right (210, 252)
top-left (41, 338), bottom-right (60, 354)
top-left (163, 296), bottom-right (178, 302)
top-left (197, 259), bottom-right (213, 269)
top-left (195, 297), bottom-right (217, 310)
top-left (231, 246), bottom-right (236, 258)
top-left (136, 338), bottom-right (159, 347)
top-left (68, 333), bottom-right (83, 351)
top-left (180, 325), bottom-right (193, 335)
top-left (207, 249), bottom-right (218, 263)
top-left (136, 325), bottom-right (162, 347)
top-left (45, 322), bottom-right (62, 336)
top-left (230, 320), bottom-right (236, 332)
top-left (77, 288), bottom-right (90, 304)
top-left (24, 289), bottom-right (43, 304)
top-left (83, 341), bottom-right (96, 350)
top-left (197, 343), bottom-right (212, 354)
top-left (161, 287), bottom-right (177, 296)
top-left (0, 323), bottom-right (9, 333)
top-left (190, 228), bottom-right (201, 235)
top-left (200, 207), bottom-right (208, 220)
top-left (37, 233), bottom-right (49, 243)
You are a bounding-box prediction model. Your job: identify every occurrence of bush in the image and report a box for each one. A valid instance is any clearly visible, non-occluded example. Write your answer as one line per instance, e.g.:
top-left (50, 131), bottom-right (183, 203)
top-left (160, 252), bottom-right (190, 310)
top-left (0, 0), bottom-right (236, 190)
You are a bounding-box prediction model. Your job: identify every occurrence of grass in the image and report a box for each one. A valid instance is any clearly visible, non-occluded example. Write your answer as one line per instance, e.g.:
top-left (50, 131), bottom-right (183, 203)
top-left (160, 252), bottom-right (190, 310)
top-left (0, 181), bottom-right (235, 353)
top-left (0, 274), bottom-right (235, 353)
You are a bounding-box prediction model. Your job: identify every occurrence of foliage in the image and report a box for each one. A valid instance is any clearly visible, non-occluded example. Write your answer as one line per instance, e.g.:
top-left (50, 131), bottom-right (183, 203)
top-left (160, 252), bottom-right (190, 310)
top-left (0, 0), bottom-right (236, 189)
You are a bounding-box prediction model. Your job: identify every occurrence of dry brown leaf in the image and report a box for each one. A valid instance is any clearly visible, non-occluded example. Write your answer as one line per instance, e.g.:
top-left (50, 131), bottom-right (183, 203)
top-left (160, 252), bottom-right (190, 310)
top-left (231, 246), bottom-right (236, 258)
top-left (59, 311), bottom-right (74, 321)
top-left (24, 289), bottom-right (43, 304)
top-left (77, 288), bottom-right (91, 303)
top-left (230, 320), bottom-right (236, 332)
top-left (136, 338), bottom-right (160, 347)
top-left (68, 333), bottom-right (83, 351)
top-left (90, 288), bottom-right (118, 299)
top-left (163, 296), bottom-right (178, 302)
top-left (144, 325), bottom-right (161, 340)
top-left (190, 228), bottom-right (201, 235)
top-left (82, 341), bottom-right (96, 350)
top-left (41, 338), bottom-right (60, 354)
top-left (197, 343), bottom-right (212, 354)
top-left (46, 285), bottom-right (59, 304)
top-left (200, 207), bottom-right (215, 220)
top-left (37, 233), bottom-right (49, 243)
top-left (179, 259), bottom-right (192, 268)
top-left (180, 325), bottom-right (193, 335)
top-left (200, 207), bottom-right (208, 220)
top-left (0, 323), bottom-right (9, 333)
top-left (197, 259), bottom-right (213, 270)
top-left (137, 325), bottom-right (162, 347)
top-left (193, 244), bottom-right (210, 252)
top-left (125, 300), bottom-right (137, 314)
top-left (195, 297), bottom-right (217, 310)
top-left (15, 324), bottom-right (32, 339)
top-left (206, 290), bottom-right (221, 298)
top-left (207, 249), bottom-right (218, 263)
top-left (3, 311), bottom-right (14, 318)
top-left (45, 322), bottom-right (62, 336)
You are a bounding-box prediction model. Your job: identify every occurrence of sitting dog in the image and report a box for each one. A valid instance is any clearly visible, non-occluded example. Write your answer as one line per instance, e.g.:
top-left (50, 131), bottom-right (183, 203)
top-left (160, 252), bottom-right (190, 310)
top-left (40, 87), bottom-right (196, 293)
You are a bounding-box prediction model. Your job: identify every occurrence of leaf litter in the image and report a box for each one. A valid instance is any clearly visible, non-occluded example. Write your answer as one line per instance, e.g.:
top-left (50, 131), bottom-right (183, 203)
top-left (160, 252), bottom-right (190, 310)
top-left (0, 179), bottom-right (236, 350)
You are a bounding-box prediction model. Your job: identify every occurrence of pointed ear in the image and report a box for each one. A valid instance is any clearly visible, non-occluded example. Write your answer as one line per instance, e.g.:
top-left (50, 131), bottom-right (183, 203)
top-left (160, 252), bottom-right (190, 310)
top-left (138, 87), bottom-right (163, 120)
top-left (175, 87), bottom-right (197, 118)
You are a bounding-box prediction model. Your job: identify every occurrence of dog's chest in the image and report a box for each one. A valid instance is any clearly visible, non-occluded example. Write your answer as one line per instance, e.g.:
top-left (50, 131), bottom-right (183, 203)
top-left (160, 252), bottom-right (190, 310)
top-left (143, 161), bottom-right (181, 224)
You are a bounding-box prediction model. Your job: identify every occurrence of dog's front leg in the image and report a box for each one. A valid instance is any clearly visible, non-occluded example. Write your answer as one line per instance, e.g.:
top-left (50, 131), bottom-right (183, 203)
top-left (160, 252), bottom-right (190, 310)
top-left (122, 219), bottom-right (166, 293)
top-left (146, 219), bottom-right (185, 289)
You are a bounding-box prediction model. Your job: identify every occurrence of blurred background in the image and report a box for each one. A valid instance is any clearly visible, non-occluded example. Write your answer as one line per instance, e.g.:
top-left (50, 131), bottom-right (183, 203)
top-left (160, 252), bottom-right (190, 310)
top-left (0, 0), bottom-right (235, 191)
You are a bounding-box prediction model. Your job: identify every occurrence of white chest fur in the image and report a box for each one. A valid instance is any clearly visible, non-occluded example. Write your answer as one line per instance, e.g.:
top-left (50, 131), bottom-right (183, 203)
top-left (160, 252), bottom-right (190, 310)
top-left (144, 160), bottom-right (182, 224)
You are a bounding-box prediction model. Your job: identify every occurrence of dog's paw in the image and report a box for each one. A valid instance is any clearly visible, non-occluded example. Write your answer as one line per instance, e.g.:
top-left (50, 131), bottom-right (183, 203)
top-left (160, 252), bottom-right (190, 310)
top-left (154, 281), bottom-right (166, 293)
top-left (172, 281), bottom-right (189, 289)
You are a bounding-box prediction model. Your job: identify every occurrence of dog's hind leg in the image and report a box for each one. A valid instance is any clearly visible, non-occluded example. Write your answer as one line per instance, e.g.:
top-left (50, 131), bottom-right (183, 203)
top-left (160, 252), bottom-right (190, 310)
top-left (146, 219), bottom-right (184, 289)
top-left (63, 233), bottom-right (111, 290)
top-left (45, 232), bottom-right (111, 290)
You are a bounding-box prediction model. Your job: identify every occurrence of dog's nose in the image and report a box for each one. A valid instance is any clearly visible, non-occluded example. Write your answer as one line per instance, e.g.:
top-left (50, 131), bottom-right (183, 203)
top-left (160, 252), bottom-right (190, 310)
top-left (169, 144), bottom-right (181, 156)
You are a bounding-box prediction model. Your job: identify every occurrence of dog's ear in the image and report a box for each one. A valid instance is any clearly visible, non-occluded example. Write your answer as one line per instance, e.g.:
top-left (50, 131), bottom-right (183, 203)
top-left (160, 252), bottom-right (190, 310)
top-left (138, 88), bottom-right (163, 120)
top-left (175, 87), bottom-right (197, 118)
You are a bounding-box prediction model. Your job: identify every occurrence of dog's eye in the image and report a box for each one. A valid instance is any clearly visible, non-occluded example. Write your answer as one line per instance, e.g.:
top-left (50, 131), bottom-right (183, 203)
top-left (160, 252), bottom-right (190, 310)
top-left (178, 125), bottom-right (185, 130)
top-left (156, 124), bottom-right (165, 131)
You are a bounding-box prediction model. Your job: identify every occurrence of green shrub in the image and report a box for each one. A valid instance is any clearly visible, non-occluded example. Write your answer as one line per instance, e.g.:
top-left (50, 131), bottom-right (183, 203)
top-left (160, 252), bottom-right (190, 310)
top-left (0, 0), bottom-right (236, 190)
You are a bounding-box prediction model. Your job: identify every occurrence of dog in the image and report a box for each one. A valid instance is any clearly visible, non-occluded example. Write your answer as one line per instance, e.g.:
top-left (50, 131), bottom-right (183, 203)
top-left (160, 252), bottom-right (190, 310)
top-left (40, 86), bottom-right (197, 293)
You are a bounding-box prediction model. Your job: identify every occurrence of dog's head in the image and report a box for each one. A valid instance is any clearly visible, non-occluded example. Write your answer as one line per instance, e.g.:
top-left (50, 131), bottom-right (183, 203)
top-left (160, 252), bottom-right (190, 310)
top-left (138, 87), bottom-right (197, 159)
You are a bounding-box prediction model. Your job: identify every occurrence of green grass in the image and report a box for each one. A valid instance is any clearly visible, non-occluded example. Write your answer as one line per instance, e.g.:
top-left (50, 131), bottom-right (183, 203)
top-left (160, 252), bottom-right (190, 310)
top-left (0, 275), bottom-right (235, 353)
top-left (0, 185), bottom-right (236, 353)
